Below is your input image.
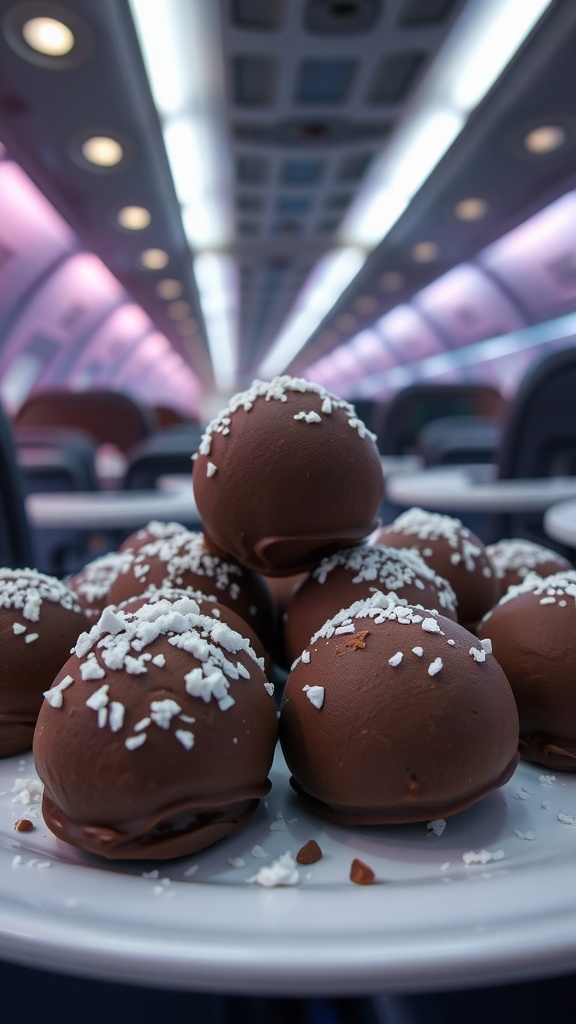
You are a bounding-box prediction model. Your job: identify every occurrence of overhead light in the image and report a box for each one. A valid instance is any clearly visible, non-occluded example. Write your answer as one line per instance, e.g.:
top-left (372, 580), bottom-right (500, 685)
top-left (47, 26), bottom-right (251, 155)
top-left (259, 247), bottom-right (366, 378)
top-left (379, 271), bottom-right (404, 293)
top-left (139, 247), bottom-right (169, 270)
top-left (22, 16), bottom-right (74, 55)
top-left (524, 124), bottom-right (567, 154)
top-left (411, 241), bottom-right (440, 263)
top-left (193, 252), bottom-right (238, 391)
top-left (3, 4), bottom-right (93, 68)
top-left (129, 0), bottom-right (234, 251)
top-left (454, 197), bottom-right (489, 221)
top-left (156, 278), bottom-right (183, 300)
top-left (116, 205), bottom-right (151, 230)
top-left (167, 300), bottom-right (191, 320)
top-left (339, 0), bottom-right (553, 251)
top-left (81, 135), bottom-right (124, 168)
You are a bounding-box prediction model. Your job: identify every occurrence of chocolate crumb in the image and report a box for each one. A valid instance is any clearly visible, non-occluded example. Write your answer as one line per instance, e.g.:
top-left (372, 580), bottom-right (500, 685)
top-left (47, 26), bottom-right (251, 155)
top-left (350, 857), bottom-right (375, 885)
top-left (337, 630), bottom-right (370, 656)
top-left (14, 818), bottom-right (34, 832)
top-left (296, 839), bottom-right (323, 864)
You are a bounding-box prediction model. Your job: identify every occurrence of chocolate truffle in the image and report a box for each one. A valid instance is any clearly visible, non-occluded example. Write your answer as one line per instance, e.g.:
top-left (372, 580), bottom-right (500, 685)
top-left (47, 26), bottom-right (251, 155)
top-left (107, 530), bottom-right (274, 652)
top-left (486, 538), bottom-right (572, 599)
top-left (192, 376), bottom-right (384, 576)
top-left (477, 571), bottom-right (576, 770)
top-left (373, 507), bottom-right (498, 628)
top-left (283, 543), bottom-right (457, 667)
top-left (280, 592), bottom-right (519, 825)
top-left (67, 549), bottom-right (135, 620)
top-left (34, 593), bottom-right (278, 859)
top-left (0, 569), bottom-right (89, 757)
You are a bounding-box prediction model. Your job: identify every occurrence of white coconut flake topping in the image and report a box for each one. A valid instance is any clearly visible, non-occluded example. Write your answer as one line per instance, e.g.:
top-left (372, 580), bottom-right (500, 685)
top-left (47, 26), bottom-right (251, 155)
top-left (388, 651), bottom-right (403, 666)
top-left (247, 851), bottom-right (299, 887)
top-left (469, 646), bottom-right (486, 663)
top-left (304, 685), bottom-right (324, 709)
top-left (428, 657), bottom-right (443, 677)
top-left (43, 674), bottom-right (74, 708)
top-left (196, 376), bottom-right (378, 458)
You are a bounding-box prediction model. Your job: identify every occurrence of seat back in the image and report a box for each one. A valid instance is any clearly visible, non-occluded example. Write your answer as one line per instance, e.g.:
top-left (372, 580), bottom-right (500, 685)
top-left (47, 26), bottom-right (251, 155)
top-left (123, 424), bottom-right (203, 491)
top-left (14, 426), bottom-right (99, 492)
top-left (14, 389), bottom-right (156, 454)
top-left (417, 416), bottom-right (502, 467)
top-left (378, 383), bottom-right (504, 455)
top-left (0, 401), bottom-right (35, 569)
top-left (492, 345), bottom-right (576, 549)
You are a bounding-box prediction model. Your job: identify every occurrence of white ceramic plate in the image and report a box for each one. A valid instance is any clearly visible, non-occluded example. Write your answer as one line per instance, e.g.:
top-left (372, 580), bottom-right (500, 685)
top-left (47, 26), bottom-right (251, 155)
top-left (1, 746), bottom-right (576, 996)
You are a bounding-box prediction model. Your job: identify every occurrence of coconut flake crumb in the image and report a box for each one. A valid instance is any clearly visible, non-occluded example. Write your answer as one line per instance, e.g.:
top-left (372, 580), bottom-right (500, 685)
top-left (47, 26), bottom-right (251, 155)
top-left (43, 674), bottom-right (74, 708)
top-left (428, 657), bottom-right (443, 677)
top-left (247, 852), bottom-right (299, 887)
top-left (270, 812), bottom-right (289, 832)
top-left (206, 462), bottom-right (217, 477)
top-left (251, 845), bottom-right (269, 859)
top-left (388, 651), bottom-right (403, 667)
top-left (427, 819), bottom-right (446, 837)
top-left (125, 733), bottom-right (147, 750)
top-left (11, 777), bottom-right (43, 804)
top-left (304, 684), bottom-right (324, 709)
top-left (412, 646), bottom-right (423, 657)
top-left (228, 857), bottom-right (246, 869)
top-left (558, 810), bottom-right (576, 825)
top-left (539, 775), bottom-right (556, 787)
top-left (462, 849), bottom-right (505, 865)
top-left (175, 729), bottom-right (195, 750)
top-left (515, 830), bottom-right (536, 840)
top-left (422, 617), bottom-right (443, 634)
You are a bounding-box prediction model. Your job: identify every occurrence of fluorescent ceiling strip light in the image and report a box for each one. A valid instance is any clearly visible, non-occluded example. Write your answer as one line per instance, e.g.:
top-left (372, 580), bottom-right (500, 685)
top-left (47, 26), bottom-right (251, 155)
top-left (341, 0), bottom-right (553, 249)
top-left (193, 252), bottom-right (238, 392)
top-left (259, 247), bottom-right (366, 379)
top-left (129, 0), bottom-right (235, 386)
top-left (264, 0), bottom-right (553, 377)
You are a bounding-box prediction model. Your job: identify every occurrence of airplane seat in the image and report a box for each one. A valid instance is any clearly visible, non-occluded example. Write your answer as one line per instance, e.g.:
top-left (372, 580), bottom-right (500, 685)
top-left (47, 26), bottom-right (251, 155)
top-left (0, 400), bottom-right (35, 570)
top-left (153, 404), bottom-right (199, 430)
top-left (13, 426), bottom-right (101, 577)
top-left (377, 382), bottom-right (505, 456)
top-left (13, 389), bottom-right (157, 455)
top-left (491, 345), bottom-right (576, 556)
top-left (416, 415), bottom-right (502, 467)
top-left (14, 426), bottom-right (100, 492)
top-left (123, 424), bottom-right (204, 490)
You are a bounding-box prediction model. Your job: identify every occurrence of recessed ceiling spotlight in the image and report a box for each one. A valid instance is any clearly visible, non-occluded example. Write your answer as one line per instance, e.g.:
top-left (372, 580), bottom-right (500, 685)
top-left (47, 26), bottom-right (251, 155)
top-left (335, 313), bottom-right (358, 333)
top-left (156, 278), bottom-right (183, 300)
top-left (411, 241), bottom-right (439, 263)
top-left (353, 294), bottom-right (378, 315)
top-left (379, 271), bottom-right (404, 292)
top-left (81, 135), bottom-right (124, 168)
top-left (22, 16), bottom-right (73, 55)
top-left (524, 124), bottom-right (567, 154)
top-left (116, 205), bottom-right (151, 230)
top-left (3, 3), bottom-right (93, 68)
top-left (454, 197), bottom-right (489, 221)
top-left (139, 248), bottom-right (169, 271)
top-left (167, 300), bottom-right (191, 321)
top-left (175, 320), bottom-right (198, 337)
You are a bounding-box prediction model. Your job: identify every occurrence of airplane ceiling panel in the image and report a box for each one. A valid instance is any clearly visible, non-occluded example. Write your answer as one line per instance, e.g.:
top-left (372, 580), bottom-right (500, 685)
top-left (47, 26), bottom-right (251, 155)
top-left (481, 191), bottom-right (576, 323)
top-left (413, 262), bottom-right (527, 345)
top-left (0, 159), bottom-right (75, 331)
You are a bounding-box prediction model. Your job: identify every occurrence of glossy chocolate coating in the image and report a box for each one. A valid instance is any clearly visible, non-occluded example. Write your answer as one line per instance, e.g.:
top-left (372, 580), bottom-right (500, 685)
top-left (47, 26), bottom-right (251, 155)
top-left (192, 377), bottom-right (384, 576)
top-left (34, 594), bottom-right (278, 858)
top-left (280, 592), bottom-right (519, 824)
top-left (283, 543), bottom-right (457, 666)
top-left (0, 569), bottom-right (89, 757)
top-left (477, 571), bottom-right (576, 770)
top-left (374, 507), bottom-right (498, 628)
